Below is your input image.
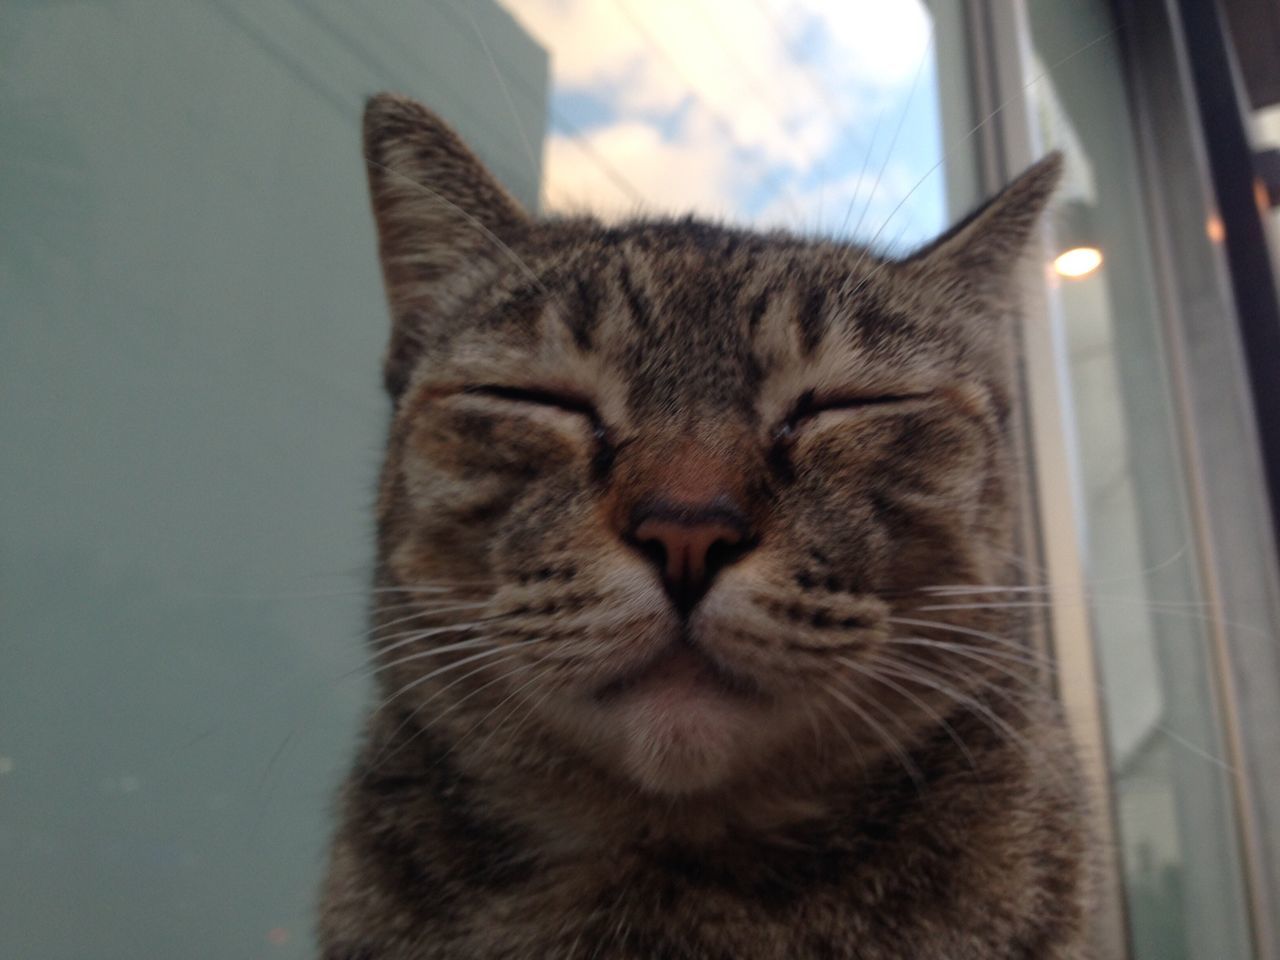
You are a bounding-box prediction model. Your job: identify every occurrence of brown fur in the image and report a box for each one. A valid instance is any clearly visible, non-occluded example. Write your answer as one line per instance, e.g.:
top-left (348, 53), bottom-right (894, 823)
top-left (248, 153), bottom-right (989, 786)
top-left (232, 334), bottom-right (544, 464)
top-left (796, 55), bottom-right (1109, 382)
top-left (318, 93), bottom-right (1094, 959)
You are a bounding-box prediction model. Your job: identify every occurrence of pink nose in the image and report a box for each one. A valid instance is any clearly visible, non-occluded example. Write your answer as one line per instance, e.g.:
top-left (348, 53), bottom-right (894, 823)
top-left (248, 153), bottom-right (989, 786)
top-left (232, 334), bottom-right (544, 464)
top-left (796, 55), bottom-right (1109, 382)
top-left (629, 501), bottom-right (752, 614)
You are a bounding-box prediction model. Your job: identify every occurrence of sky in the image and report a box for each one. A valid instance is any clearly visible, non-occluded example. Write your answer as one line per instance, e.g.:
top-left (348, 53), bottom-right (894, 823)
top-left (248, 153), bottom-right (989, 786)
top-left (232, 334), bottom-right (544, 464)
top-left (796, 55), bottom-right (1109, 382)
top-left (502, 0), bottom-right (948, 250)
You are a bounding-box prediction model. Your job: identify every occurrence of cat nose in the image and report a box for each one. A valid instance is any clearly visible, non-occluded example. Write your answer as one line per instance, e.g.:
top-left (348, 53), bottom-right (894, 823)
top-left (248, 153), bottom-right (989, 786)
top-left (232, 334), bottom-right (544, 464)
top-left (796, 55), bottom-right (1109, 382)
top-left (628, 499), bottom-right (754, 615)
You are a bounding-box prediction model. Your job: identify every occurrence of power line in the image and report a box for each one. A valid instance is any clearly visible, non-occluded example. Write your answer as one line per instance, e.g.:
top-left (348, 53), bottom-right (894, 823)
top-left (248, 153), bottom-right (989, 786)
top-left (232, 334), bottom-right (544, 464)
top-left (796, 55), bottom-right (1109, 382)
top-left (612, 0), bottom-right (804, 221)
top-left (437, 0), bottom-right (648, 210)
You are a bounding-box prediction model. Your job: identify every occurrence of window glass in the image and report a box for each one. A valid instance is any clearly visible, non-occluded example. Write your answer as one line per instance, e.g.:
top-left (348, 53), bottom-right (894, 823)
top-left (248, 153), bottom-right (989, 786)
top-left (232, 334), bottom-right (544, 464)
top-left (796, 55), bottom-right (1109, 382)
top-left (1024, 2), bottom-right (1256, 957)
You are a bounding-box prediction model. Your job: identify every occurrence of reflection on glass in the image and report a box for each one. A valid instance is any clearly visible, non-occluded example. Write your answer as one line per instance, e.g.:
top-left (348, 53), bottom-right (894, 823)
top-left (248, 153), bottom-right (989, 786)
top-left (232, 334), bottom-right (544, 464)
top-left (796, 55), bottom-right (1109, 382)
top-left (1025, 2), bottom-right (1255, 958)
top-left (1053, 246), bottom-right (1103, 278)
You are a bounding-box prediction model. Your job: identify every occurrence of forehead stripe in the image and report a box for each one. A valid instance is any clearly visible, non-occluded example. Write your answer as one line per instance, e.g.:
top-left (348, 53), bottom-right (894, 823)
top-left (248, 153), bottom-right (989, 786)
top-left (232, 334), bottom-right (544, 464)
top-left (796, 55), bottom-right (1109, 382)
top-left (563, 275), bottom-right (600, 351)
top-left (618, 260), bottom-right (654, 332)
top-left (746, 288), bottom-right (772, 335)
top-left (797, 286), bottom-right (828, 356)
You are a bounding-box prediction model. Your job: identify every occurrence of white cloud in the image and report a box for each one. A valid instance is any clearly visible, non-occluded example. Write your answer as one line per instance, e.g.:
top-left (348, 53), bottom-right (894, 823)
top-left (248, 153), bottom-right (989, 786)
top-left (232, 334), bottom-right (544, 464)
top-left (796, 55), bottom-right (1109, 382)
top-left (753, 164), bottom-right (923, 244)
top-left (502, 0), bottom-right (937, 226)
top-left (792, 0), bottom-right (933, 88)
top-left (542, 116), bottom-right (744, 221)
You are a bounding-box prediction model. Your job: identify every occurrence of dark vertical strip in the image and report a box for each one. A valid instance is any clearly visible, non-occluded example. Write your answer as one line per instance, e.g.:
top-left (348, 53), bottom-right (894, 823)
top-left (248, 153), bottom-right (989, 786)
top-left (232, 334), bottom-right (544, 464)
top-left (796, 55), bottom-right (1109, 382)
top-left (618, 260), bottom-right (653, 331)
top-left (1175, 0), bottom-right (1280, 557)
top-left (566, 275), bottom-right (600, 350)
top-left (746, 288), bottom-right (772, 335)
top-left (797, 287), bottom-right (828, 355)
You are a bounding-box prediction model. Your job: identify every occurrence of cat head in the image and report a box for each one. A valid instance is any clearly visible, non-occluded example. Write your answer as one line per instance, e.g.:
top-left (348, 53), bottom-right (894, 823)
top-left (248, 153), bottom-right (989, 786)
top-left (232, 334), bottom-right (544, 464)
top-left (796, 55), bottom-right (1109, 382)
top-left (362, 93), bottom-right (1060, 796)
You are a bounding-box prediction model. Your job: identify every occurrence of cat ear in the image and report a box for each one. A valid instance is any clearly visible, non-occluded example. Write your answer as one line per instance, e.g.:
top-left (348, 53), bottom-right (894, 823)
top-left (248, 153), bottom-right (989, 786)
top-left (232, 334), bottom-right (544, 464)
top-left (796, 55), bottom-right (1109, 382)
top-left (906, 152), bottom-right (1063, 302)
top-left (362, 93), bottom-right (531, 396)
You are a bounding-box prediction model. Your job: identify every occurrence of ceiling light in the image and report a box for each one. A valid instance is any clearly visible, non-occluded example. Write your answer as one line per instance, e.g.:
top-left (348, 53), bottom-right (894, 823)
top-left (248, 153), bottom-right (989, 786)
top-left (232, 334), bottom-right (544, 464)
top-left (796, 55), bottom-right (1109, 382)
top-left (1053, 246), bottom-right (1103, 278)
top-left (1051, 199), bottom-right (1102, 279)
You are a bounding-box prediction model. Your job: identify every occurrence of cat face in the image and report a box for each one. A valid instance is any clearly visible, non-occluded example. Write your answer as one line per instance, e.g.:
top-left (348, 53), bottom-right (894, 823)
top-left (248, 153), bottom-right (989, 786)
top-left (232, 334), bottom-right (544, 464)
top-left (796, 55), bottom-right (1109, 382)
top-left (362, 94), bottom-right (1060, 795)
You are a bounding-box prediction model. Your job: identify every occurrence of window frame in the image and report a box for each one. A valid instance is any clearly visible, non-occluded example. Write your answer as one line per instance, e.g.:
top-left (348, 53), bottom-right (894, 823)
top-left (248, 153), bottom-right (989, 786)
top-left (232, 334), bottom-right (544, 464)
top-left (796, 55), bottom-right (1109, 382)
top-left (967, 1), bottom-right (1280, 958)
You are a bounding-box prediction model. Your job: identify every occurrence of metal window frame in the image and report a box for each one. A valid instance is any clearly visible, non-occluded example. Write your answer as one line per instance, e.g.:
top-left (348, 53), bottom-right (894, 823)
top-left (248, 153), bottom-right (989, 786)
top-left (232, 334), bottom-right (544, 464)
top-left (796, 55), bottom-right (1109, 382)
top-left (964, 1), bottom-right (1280, 959)
top-left (1113, 0), bottom-right (1280, 956)
top-left (960, 3), bottom-right (1130, 957)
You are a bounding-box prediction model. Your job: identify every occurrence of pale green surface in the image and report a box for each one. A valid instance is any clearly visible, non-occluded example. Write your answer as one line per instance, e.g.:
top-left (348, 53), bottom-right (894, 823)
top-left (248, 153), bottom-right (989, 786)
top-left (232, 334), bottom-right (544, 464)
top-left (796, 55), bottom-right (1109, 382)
top-left (0, 2), bottom-right (545, 956)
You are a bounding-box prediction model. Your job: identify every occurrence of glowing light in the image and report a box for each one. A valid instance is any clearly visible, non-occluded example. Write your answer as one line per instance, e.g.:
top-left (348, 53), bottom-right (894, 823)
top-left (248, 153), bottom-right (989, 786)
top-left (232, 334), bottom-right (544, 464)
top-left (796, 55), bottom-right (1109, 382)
top-left (1053, 246), bottom-right (1103, 279)
top-left (1207, 214), bottom-right (1225, 244)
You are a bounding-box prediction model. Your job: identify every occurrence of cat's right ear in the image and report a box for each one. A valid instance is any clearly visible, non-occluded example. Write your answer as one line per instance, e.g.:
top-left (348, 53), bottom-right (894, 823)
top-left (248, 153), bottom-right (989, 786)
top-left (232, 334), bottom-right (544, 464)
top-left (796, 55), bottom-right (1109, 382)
top-left (362, 93), bottom-right (530, 396)
top-left (902, 152), bottom-right (1063, 309)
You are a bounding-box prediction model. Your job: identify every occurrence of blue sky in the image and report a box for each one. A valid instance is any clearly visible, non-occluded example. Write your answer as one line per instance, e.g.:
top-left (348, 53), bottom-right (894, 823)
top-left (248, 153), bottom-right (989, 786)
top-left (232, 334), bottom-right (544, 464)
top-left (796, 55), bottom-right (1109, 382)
top-left (505, 0), bottom-right (947, 251)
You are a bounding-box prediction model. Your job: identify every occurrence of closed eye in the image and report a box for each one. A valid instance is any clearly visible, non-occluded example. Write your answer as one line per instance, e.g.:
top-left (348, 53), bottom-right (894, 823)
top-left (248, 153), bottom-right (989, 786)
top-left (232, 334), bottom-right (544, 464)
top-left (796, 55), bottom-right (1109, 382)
top-left (775, 389), bottom-right (932, 439)
top-left (463, 384), bottom-right (619, 474)
top-left (463, 384), bottom-right (598, 419)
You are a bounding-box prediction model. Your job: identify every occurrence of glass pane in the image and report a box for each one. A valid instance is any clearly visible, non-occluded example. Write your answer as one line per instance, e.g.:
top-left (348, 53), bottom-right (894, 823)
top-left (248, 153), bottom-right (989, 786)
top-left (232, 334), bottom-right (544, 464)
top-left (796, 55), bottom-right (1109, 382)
top-left (1, 1), bottom-right (977, 956)
top-left (1023, 2), bottom-right (1255, 957)
top-left (1256, 104), bottom-right (1280, 276)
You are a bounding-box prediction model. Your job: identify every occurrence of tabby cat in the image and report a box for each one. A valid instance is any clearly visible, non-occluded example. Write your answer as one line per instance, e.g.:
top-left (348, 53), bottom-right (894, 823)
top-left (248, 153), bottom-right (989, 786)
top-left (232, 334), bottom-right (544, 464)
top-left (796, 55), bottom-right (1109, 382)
top-left (318, 93), bottom-right (1093, 959)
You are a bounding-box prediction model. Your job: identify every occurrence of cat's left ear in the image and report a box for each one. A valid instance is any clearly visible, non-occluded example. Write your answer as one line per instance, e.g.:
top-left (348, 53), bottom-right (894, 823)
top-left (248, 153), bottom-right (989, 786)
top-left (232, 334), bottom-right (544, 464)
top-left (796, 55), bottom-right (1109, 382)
top-left (363, 93), bottom-right (532, 396)
top-left (905, 152), bottom-right (1063, 302)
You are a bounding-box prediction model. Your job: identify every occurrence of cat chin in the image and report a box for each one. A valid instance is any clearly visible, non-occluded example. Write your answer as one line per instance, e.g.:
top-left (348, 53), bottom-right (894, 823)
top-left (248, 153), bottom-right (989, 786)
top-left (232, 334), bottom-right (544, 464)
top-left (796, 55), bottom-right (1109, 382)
top-left (589, 650), bottom-right (769, 795)
top-left (612, 690), bottom-right (756, 795)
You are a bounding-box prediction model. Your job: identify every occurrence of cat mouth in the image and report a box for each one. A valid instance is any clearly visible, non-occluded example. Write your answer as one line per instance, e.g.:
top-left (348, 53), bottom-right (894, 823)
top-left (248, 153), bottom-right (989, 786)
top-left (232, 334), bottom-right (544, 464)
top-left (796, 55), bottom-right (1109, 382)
top-left (594, 635), bottom-right (763, 703)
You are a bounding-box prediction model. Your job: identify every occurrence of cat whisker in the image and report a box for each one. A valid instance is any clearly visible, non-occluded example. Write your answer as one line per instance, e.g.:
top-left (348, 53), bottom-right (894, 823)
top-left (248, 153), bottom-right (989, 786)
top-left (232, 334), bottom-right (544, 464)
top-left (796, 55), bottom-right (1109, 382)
top-left (846, 30), bottom-right (935, 245)
top-left (368, 599), bottom-right (480, 618)
top-left (887, 615), bottom-right (1057, 667)
top-left (888, 648), bottom-right (1059, 717)
top-left (425, 654), bottom-right (543, 729)
top-left (456, 649), bottom-right (566, 761)
top-left (908, 598), bottom-right (1269, 639)
top-left (809, 693), bottom-right (868, 771)
top-left (820, 675), bottom-right (925, 791)
top-left (883, 635), bottom-right (1057, 681)
top-left (368, 617), bottom-right (509, 661)
top-left (835, 655), bottom-right (980, 777)
top-left (367, 583), bottom-right (483, 595)
top-left (855, 25), bottom-right (1118, 266)
top-left (369, 596), bottom-right (491, 616)
top-left (799, 696), bottom-right (829, 761)
top-left (916, 597), bottom-right (1190, 612)
top-left (186, 583), bottom-right (462, 601)
top-left (302, 605), bottom-right (499, 679)
top-left (836, 97), bottom-right (888, 238)
top-left (358, 631), bottom-right (501, 681)
top-left (494, 679), bottom-right (560, 750)
top-left (810, 678), bottom-right (868, 768)
top-left (886, 638), bottom-right (1235, 772)
top-left (919, 584), bottom-right (1219, 611)
top-left (982, 594), bottom-right (1224, 621)
top-left (423, 663), bottom-right (563, 777)
top-left (919, 542), bottom-right (1192, 597)
top-left (366, 601), bottom-right (493, 642)
top-left (864, 652), bottom-right (1065, 790)
top-left (871, 652), bottom-right (1042, 737)
top-left (368, 642), bottom-right (514, 720)
top-left (371, 649), bottom-right (529, 764)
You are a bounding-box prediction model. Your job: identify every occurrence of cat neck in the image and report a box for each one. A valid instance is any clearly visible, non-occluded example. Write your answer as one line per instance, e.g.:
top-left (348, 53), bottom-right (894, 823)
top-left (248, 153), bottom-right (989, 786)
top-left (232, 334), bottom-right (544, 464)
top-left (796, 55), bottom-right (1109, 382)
top-left (356, 691), bottom-right (1036, 859)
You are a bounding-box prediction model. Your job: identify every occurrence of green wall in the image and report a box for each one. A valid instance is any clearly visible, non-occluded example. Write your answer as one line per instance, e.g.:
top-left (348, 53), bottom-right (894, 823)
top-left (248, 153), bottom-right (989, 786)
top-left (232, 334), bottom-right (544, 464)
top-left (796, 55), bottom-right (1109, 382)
top-left (0, 2), bottom-right (547, 956)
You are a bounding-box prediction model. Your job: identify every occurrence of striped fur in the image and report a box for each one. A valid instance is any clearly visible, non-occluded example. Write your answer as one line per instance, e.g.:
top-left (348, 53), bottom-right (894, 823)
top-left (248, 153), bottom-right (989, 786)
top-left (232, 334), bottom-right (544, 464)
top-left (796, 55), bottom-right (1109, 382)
top-left (319, 94), bottom-right (1093, 960)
